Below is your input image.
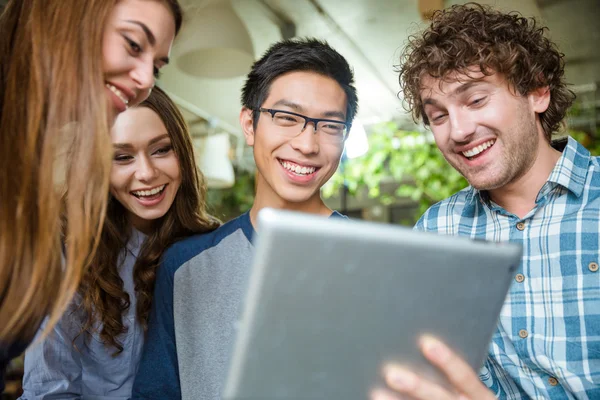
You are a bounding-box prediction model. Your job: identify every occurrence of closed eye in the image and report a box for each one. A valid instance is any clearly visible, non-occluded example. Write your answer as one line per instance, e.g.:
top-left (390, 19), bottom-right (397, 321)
top-left (114, 154), bottom-right (133, 162)
top-left (470, 97), bottom-right (486, 106)
top-left (431, 113), bottom-right (447, 123)
top-left (125, 36), bottom-right (142, 54)
top-left (322, 123), bottom-right (344, 130)
top-left (279, 115), bottom-right (298, 122)
top-left (153, 145), bottom-right (172, 156)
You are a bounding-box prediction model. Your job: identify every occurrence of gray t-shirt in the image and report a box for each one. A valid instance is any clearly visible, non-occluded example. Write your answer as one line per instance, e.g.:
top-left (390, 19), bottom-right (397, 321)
top-left (133, 211), bottom-right (344, 399)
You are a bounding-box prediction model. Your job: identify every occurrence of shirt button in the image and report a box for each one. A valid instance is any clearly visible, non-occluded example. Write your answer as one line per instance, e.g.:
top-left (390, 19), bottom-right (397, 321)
top-left (515, 274), bottom-right (525, 283)
top-left (516, 222), bottom-right (526, 231)
top-left (518, 329), bottom-right (528, 338)
top-left (548, 377), bottom-right (558, 386)
top-left (589, 262), bottom-right (599, 272)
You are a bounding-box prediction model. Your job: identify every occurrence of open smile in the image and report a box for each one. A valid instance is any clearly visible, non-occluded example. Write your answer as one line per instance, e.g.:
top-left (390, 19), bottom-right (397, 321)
top-left (278, 158), bottom-right (320, 176)
top-left (105, 82), bottom-right (133, 113)
top-left (461, 139), bottom-right (495, 160)
top-left (131, 184), bottom-right (167, 199)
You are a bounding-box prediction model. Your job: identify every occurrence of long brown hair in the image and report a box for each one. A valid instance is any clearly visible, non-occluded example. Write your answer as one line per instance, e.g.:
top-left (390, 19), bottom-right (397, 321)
top-left (0, 0), bottom-right (117, 344)
top-left (0, 0), bottom-right (184, 346)
top-left (78, 86), bottom-right (220, 353)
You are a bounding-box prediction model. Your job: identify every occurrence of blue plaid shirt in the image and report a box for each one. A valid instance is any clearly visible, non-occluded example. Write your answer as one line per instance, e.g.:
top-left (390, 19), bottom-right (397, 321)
top-left (415, 137), bottom-right (600, 399)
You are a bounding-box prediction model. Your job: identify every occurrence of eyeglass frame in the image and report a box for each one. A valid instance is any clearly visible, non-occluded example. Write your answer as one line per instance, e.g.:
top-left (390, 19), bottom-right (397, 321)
top-left (255, 107), bottom-right (351, 142)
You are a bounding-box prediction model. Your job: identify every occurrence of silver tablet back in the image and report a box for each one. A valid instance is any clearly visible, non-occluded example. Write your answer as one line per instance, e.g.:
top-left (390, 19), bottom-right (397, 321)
top-left (223, 208), bottom-right (522, 399)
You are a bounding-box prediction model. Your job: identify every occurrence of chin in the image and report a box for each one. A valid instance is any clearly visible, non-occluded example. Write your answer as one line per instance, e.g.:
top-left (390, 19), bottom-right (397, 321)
top-left (280, 190), bottom-right (318, 204)
top-left (468, 178), bottom-right (504, 191)
top-left (140, 209), bottom-right (169, 222)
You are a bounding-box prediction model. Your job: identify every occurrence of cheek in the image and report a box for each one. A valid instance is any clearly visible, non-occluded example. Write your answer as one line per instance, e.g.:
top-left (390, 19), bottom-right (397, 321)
top-left (164, 157), bottom-right (182, 184)
top-left (109, 167), bottom-right (129, 192)
top-left (174, 163), bottom-right (183, 187)
top-left (479, 98), bottom-right (513, 124)
top-left (323, 144), bottom-right (343, 169)
top-left (255, 133), bottom-right (281, 155)
top-left (102, 34), bottom-right (129, 77)
top-left (431, 129), bottom-right (450, 152)
top-left (109, 184), bottom-right (122, 203)
top-left (101, 35), bottom-right (118, 75)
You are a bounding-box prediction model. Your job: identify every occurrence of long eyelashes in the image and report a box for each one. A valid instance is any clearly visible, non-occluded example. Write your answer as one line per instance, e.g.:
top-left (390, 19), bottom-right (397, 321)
top-left (124, 35), bottom-right (161, 80)
top-left (153, 145), bottom-right (172, 155)
top-left (125, 37), bottom-right (142, 54)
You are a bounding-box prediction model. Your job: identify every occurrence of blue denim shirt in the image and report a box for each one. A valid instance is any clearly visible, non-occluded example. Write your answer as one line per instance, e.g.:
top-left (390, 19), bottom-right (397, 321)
top-left (20, 229), bottom-right (146, 400)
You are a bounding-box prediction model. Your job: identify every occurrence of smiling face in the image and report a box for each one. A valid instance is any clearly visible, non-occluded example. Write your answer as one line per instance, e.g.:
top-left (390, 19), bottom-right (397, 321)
top-left (241, 71), bottom-right (347, 212)
top-left (110, 106), bottom-right (181, 233)
top-left (420, 70), bottom-right (551, 192)
top-left (102, 0), bottom-right (176, 123)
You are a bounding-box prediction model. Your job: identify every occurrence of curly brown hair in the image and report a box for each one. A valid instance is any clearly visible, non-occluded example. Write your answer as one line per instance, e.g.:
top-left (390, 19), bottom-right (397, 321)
top-left (398, 2), bottom-right (576, 140)
top-left (76, 86), bottom-right (220, 354)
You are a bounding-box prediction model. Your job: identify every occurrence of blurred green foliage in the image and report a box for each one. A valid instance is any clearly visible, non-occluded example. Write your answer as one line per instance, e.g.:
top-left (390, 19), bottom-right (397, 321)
top-left (206, 168), bottom-right (255, 222)
top-left (569, 129), bottom-right (600, 156)
top-left (322, 122), bottom-right (468, 216)
top-left (323, 122), bottom-right (600, 221)
top-left (206, 122), bottom-right (600, 224)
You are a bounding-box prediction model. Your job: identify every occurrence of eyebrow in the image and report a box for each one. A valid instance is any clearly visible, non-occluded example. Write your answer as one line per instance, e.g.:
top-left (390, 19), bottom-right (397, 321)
top-left (271, 99), bottom-right (347, 121)
top-left (113, 133), bottom-right (170, 150)
top-left (125, 20), bottom-right (170, 64)
top-left (454, 80), bottom-right (487, 95)
top-left (422, 79), bottom-right (488, 107)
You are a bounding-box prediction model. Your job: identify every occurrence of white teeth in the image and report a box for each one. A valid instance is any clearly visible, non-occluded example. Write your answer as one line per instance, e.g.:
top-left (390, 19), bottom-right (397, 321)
top-left (133, 184), bottom-right (165, 197)
top-left (462, 140), bottom-right (495, 158)
top-left (106, 83), bottom-right (129, 107)
top-left (281, 161), bottom-right (316, 175)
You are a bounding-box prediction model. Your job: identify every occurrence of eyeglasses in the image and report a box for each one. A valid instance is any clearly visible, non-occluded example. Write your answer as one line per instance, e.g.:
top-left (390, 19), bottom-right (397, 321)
top-left (256, 108), bottom-right (350, 143)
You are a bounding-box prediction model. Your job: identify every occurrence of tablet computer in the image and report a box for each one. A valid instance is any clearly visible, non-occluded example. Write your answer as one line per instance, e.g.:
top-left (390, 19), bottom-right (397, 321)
top-left (223, 208), bottom-right (521, 399)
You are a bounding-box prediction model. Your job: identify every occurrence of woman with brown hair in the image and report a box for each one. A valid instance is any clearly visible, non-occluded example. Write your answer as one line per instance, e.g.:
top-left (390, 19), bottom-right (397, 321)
top-left (20, 86), bottom-right (219, 398)
top-left (0, 0), bottom-right (182, 390)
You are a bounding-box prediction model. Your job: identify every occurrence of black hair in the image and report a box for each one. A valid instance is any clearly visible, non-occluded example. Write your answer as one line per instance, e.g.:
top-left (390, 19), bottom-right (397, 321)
top-left (241, 37), bottom-right (358, 129)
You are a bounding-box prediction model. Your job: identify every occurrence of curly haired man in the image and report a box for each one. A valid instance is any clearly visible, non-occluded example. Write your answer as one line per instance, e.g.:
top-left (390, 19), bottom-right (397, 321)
top-left (373, 3), bottom-right (599, 400)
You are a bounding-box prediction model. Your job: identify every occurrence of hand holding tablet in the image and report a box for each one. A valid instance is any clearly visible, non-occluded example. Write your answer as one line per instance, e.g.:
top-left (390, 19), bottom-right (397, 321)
top-left (224, 209), bottom-right (521, 399)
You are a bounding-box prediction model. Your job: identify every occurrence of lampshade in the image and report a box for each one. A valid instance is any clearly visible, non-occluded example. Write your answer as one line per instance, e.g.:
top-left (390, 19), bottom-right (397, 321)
top-left (195, 133), bottom-right (235, 189)
top-left (174, 1), bottom-right (255, 79)
top-left (417, 0), bottom-right (444, 21)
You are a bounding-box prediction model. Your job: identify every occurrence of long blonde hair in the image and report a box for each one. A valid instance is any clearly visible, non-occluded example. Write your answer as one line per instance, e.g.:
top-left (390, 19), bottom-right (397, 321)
top-left (0, 0), bottom-right (117, 343)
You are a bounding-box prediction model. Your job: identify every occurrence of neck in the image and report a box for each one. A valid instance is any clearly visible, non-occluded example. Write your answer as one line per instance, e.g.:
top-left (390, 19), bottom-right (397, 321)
top-left (250, 176), bottom-right (332, 229)
top-left (128, 213), bottom-right (154, 235)
top-left (488, 140), bottom-right (561, 218)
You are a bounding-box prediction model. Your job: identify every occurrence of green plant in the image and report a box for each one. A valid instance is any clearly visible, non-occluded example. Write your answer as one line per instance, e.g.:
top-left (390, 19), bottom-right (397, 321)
top-left (322, 121), bottom-right (468, 219)
top-left (207, 168), bottom-right (255, 222)
top-left (204, 125), bottom-right (599, 225)
top-left (568, 128), bottom-right (600, 156)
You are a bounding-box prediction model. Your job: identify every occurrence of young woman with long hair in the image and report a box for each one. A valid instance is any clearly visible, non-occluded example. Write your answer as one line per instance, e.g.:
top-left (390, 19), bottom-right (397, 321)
top-left (20, 86), bottom-right (219, 398)
top-left (0, 0), bottom-right (182, 389)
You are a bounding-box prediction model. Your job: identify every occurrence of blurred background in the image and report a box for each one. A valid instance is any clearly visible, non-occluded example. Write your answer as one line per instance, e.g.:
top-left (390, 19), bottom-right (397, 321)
top-left (153, 0), bottom-right (599, 225)
top-left (1, 0), bottom-right (599, 397)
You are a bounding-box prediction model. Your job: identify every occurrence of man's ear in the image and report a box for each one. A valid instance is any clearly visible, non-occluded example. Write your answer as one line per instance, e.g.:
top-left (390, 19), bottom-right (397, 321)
top-left (529, 86), bottom-right (551, 114)
top-left (240, 107), bottom-right (255, 147)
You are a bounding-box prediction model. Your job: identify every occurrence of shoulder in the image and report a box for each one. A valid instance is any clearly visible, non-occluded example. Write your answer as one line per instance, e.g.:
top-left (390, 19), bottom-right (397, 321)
top-left (329, 210), bottom-right (347, 219)
top-left (416, 187), bottom-right (474, 232)
top-left (588, 153), bottom-right (600, 175)
top-left (161, 214), bottom-right (252, 275)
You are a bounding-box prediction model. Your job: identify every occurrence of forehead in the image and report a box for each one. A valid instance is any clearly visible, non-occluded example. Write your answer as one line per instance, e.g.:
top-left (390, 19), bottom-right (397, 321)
top-left (111, 107), bottom-right (167, 143)
top-left (264, 71), bottom-right (348, 116)
top-left (419, 69), bottom-right (503, 101)
top-left (109, 0), bottom-right (176, 49)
